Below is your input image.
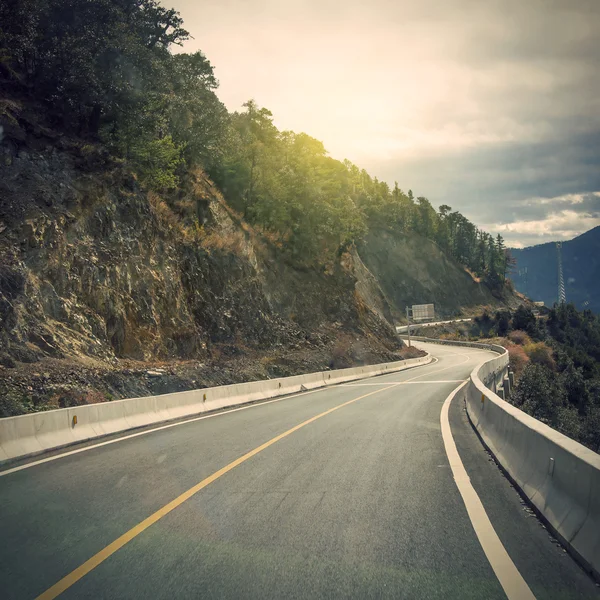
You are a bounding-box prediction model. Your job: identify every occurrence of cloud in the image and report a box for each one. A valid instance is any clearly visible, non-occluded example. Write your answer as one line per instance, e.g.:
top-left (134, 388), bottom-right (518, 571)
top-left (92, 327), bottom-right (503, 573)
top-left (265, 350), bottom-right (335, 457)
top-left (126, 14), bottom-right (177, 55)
top-left (173, 0), bottom-right (600, 246)
top-left (481, 193), bottom-right (600, 247)
top-left (358, 129), bottom-right (600, 228)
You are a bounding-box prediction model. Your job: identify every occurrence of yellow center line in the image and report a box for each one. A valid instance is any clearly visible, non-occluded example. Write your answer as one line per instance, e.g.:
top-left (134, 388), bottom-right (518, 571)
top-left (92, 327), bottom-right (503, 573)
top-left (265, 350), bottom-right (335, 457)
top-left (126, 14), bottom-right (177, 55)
top-left (36, 384), bottom-right (398, 600)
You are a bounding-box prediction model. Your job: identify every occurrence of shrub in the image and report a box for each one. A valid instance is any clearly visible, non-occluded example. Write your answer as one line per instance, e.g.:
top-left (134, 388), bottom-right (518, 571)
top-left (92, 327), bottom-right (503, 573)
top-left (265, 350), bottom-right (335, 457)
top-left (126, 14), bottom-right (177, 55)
top-left (0, 389), bottom-right (33, 417)
top-left (507, 344), bottom-right (530, 380)
top-left (512, 363), bottom-right (566, 426)
top-left (474, 311), bottom-right (494, 337)
top-left (130, 136), bottom-right (183, 191)
top-left (582, 405), bottom-right (600, 453)
top-left (524, 342), bottom-right (556, 371)
top-left (508, 330), bottom-right (531, 346)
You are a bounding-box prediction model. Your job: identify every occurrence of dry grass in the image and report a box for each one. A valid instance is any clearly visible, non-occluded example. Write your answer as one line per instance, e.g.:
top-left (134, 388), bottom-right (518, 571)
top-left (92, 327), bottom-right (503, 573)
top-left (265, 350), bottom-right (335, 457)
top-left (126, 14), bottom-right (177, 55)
top-left (199, 228), bottom-right (246, 255)
top-left (189, 168), bottom-right (284, 257)
top-left (253, 224), bottom-right (287, 249)
top-left (464, 267), bottom-right (482, 283)
top-left (353, 289), bottom-right (369, 317)
top-left (148, 191), bottom-right (183, 234)
top-left (259, 355), bottom-right (277, 366)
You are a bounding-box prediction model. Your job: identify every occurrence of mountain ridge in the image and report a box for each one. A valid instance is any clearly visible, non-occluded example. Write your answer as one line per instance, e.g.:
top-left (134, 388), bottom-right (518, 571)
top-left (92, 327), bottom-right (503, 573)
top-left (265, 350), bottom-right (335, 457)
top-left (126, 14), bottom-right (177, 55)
top-left (511, 226), bottom-right (600, 312)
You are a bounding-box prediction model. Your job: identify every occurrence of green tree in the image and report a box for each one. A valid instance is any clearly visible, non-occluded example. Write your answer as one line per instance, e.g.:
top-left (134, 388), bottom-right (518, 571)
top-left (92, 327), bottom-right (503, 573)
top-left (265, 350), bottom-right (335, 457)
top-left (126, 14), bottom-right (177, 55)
top-left (167, 52), bottom-right (228, 170)
top-left (129, 135), bottom-right (183, 190)
top-left (414, 197), bottom-right (438, 240)
top-left (495, 310), bottom-right (510, 337)
top-left (436, 205), bottom-right (452, 251)
top-left (512, 305), bottom-right (536, 332)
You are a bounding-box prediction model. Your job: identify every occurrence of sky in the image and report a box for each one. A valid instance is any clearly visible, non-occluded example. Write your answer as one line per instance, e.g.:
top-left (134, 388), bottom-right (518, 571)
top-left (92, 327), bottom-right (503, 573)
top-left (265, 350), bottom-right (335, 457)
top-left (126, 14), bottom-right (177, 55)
top-left (172, 0), bottom-right (600, 248)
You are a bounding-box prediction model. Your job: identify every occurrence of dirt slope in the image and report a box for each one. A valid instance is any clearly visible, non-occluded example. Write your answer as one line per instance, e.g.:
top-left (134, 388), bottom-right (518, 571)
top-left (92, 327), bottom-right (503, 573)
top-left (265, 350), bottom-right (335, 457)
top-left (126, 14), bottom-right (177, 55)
top-left (357, 228), bottom-right (521, 320)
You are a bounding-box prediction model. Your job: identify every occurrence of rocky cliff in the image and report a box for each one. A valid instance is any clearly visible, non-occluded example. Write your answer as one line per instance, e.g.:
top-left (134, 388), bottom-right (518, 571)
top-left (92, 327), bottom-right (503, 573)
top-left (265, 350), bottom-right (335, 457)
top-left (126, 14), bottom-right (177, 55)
top-left (0, 110), bottom-right (406, 415)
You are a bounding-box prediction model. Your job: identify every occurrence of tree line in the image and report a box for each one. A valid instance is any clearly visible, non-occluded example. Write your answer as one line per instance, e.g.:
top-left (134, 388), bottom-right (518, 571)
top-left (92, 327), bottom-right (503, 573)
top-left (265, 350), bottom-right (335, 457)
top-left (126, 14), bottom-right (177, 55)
top-left (1, 0), bottom-right (512, 286)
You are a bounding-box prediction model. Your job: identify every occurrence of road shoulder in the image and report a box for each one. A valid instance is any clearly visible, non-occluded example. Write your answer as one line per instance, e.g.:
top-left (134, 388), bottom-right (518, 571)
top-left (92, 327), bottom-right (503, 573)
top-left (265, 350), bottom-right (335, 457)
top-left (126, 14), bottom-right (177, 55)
top-left (449, 389), bottom-right (600, 600)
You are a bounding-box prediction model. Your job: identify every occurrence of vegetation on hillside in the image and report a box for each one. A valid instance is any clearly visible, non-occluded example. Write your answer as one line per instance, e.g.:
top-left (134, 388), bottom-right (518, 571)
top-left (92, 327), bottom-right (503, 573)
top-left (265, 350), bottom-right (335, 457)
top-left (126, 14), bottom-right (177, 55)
top-left (438, 305), bottom-right (600, 452)
top-left (0, 0), bottom-right (512, 286)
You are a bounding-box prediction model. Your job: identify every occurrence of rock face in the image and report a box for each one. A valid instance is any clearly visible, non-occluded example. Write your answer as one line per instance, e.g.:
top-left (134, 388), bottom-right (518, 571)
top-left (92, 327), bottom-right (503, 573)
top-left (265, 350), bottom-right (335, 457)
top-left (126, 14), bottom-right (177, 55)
top-left (0, 126), bottom-right (400, 372)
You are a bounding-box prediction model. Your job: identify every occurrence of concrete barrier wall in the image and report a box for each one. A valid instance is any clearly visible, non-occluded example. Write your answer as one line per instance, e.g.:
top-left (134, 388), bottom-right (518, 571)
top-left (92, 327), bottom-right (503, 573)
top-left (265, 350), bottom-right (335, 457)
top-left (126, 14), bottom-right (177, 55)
top-left (395, 318), bottom-right (472, 333)
top-left (467, 357), bottom-right (600, 579)
top-left (0, 354), bottom-right (431, 463)
top-left (413, 335), bottom-right (600, 579)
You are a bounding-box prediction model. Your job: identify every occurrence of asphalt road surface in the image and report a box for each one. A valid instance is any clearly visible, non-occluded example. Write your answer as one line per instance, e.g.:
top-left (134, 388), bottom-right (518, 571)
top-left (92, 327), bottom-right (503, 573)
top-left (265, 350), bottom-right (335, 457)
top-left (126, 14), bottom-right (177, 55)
top-left (1, 342), bottom-right (598, 599)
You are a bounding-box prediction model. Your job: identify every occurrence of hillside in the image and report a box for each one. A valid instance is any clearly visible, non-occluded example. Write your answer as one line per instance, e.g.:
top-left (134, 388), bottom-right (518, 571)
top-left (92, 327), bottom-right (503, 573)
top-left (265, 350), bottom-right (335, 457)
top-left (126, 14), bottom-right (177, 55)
top-left (511, 226), bottom-right (600, 312)
top-left (0, 105), bottom-right (522, 415)
top-left (0, 0), bottom-right (523, 415)
top-left (0, 112), bottom-right (412, 415)
top-left (357, 229), bottom-right (519, 320)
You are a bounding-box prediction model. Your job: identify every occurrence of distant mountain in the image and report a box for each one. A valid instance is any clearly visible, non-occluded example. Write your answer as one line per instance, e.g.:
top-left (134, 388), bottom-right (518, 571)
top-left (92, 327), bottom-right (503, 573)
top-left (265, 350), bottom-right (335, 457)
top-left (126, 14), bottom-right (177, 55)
top-left (511, 226), bottom-right (600, 313)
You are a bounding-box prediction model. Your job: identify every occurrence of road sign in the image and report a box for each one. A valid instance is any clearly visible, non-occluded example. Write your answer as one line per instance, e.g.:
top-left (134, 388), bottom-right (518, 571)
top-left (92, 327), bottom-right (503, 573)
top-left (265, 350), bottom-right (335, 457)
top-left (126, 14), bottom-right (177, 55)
top-left (412, 303), bottom-right (435, 321)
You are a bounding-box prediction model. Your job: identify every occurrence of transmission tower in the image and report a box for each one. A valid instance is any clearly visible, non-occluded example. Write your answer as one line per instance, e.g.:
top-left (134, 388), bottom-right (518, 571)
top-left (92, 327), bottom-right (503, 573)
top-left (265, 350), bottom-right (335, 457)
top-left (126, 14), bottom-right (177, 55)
top-left (556, 242), bottom-right (566, 304)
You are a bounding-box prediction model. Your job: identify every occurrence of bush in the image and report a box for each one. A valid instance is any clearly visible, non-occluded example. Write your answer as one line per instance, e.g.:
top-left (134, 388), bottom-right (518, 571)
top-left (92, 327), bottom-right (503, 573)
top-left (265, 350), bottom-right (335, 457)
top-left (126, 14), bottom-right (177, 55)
top-left (582, 405), bottom-right (600, 453)
top-left (508, 330), bottom-right (531, 346)
top-left (561, 363), bottom-right (590, 416)
top-left (524, 342), bottom-right (556, 371)
top-left (507, 344), bottom-right (530, 380)
top-left (512, 363), bottom-right (566, 428)
top-left (473, 311), bottom-right (494, 337)
top-left (0, 389), bottom-right (33, 417)
top-left (511, 304), bottom-right (600, 453)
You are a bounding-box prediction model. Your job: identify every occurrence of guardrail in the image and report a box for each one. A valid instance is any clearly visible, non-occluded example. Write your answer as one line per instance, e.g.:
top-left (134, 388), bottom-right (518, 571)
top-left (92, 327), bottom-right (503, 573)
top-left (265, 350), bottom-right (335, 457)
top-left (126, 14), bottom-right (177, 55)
top-left (0, 354), bottom-right (432, 464)
top-left (395, 318), bottom-right (472, 334)
top-left (411, 335), bottom-right (600, 580)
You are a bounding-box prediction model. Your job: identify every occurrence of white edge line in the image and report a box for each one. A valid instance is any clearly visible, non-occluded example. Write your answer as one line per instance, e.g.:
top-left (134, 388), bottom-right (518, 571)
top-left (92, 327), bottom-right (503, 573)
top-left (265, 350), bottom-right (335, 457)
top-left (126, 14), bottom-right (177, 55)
top-left (441, 381), bottom-right (536, 600)
top-left (1, 356), bottom-right (438, 477)
top-left (341, 380), bottom-right (466, 386)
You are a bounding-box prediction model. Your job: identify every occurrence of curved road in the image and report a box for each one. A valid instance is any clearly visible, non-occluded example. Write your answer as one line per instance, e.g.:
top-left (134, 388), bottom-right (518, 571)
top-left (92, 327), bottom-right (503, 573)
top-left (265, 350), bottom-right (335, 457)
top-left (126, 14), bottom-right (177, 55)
top-left (0, 342), bottom-right (598, 599)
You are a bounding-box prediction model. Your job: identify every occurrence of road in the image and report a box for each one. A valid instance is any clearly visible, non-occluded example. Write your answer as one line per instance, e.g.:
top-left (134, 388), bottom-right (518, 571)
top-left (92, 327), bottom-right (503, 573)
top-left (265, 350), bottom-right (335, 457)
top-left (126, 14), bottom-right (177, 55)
top-left (1, 342), bottom-right (598, 599)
